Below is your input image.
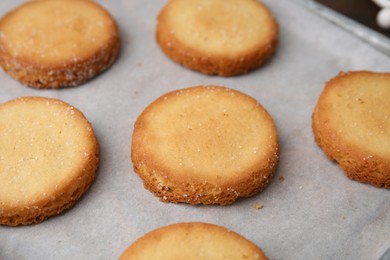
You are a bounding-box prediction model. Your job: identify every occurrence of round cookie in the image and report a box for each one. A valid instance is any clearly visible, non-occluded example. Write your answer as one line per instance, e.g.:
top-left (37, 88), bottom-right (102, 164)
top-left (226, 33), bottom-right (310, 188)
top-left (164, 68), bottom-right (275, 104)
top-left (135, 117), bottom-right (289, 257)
top-left (0, 0), bottom-right (120, 89)
top-left (120, 222), bottom-right (269, 260)
top-left (131, 86), bottom-right (279, 205)
top-left (156, 0), bottom-right (278, 76)
top-left (0, 97), bottom-right (99, 226)
top-left (312, 71), bottom-right (390, 188)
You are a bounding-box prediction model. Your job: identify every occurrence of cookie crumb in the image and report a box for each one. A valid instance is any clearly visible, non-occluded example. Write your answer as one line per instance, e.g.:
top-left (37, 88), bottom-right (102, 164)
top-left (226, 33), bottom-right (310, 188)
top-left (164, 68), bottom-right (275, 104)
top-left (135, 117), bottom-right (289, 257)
top-left (278, 176), bottom-right (285, 182)
top-left (255, 203), bottom-right (263, 210)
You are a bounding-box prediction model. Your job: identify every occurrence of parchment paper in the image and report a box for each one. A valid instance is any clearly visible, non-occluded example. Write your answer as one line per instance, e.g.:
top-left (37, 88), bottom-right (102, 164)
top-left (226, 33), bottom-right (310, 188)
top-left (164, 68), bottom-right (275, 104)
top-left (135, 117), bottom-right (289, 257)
top-left (0, 0), bottom-right (389, 259)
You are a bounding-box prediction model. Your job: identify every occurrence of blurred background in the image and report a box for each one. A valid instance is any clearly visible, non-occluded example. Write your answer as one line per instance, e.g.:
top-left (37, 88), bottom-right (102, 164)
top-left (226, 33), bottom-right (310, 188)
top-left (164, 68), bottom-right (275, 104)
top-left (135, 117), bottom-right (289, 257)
top-left (315, 0), bottom-right (390, 37)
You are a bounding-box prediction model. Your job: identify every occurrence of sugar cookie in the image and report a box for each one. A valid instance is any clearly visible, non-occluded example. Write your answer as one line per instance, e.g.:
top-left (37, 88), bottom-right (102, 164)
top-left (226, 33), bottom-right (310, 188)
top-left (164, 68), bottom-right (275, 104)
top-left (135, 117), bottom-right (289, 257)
top-left (312, 71), bottom-right (390, 188)
top-left (131, 86), bottom-right (279, 205)
top-left (156, 0), bottom-right (278, 76)
top-left (120, 222), bottom-right (269, 260)
top-left (0, 0), bottom-right (120, 89)
top-left (0, 97), bottom-right (99, 226)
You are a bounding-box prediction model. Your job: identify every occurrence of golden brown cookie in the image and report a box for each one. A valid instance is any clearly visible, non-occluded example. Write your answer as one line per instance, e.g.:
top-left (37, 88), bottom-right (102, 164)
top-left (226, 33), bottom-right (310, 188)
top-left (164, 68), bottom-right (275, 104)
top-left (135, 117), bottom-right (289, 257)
top-left (156, 0), bottom-right (278, 76)
top-left (0, 97), bottom-right (99, 226)
top-left (312, 71), bottom-right (390, 188)
top-left (120, 222), bottom-right (269, 260)
top-left (131, 86), bottom-right (279, 205)
top-left (0, 0), bottom-right (120, 89)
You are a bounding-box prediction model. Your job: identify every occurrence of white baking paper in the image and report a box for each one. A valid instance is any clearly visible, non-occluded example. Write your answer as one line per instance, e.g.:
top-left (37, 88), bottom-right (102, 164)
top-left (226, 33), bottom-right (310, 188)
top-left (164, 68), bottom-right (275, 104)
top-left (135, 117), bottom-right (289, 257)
top-left (0, 0), bottom-right (389, 259)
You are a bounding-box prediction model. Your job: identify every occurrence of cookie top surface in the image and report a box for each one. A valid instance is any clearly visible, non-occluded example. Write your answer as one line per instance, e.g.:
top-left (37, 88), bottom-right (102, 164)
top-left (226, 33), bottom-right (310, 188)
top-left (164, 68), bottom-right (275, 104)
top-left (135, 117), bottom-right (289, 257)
top-left (315, 71), bottom-right (390, 158)
top-left (120, 222), bottom-right (268, 260)
top-left (0, 97), bottom-right (98, 209)
top-left (0, 0), bottom-right (118, 66)
top-left (158, 0), bottom-right (277, 57)
top-left (132, 86), bottom-right (278, 185)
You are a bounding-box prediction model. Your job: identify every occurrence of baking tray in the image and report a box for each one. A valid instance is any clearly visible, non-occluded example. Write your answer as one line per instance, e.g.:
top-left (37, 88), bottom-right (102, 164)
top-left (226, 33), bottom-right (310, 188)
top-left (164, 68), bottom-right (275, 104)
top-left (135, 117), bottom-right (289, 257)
top-left (303, 0), bottom-right (390, 56)
top-left (0, 0), bottom-right (389, 259)
top-left (314, 0), bottom-right (390, 38)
